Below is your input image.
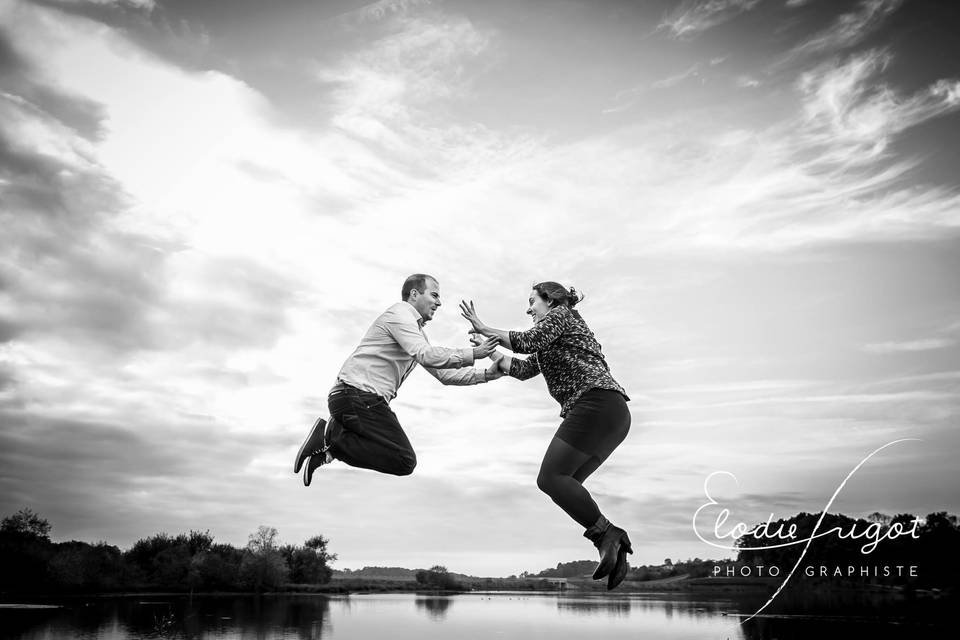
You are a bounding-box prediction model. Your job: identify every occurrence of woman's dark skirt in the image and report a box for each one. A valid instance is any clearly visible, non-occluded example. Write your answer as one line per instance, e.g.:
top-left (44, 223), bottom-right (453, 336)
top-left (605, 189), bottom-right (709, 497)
top-left (556, 388), bottom-right (631, 460)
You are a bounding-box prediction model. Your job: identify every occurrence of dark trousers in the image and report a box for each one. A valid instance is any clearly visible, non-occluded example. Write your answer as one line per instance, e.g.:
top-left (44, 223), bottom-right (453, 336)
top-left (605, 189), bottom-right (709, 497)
top-left (327, 384), bottom-right (417, 476)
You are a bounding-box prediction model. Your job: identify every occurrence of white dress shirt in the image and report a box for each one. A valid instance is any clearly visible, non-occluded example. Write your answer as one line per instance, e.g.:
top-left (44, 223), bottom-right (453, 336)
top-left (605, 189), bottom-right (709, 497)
top-left (336, 301), bottom-right (489, 401)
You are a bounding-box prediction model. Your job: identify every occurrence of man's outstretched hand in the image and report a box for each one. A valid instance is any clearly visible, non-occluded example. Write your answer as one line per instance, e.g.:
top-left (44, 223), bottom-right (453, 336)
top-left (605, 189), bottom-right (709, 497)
top-left (471, 335), bottom-right (500, 360)
top-left (485, 359), bottom-right (506, 381)
top-left (470, 332), bottom-right (502, 361)
top-left (472, 333), bottom-right (510, 380)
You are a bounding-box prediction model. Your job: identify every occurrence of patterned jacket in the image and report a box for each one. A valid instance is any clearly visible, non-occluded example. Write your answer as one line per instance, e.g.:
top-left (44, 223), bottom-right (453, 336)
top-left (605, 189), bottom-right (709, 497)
top-left (508, 305), bottom-right (628, 417)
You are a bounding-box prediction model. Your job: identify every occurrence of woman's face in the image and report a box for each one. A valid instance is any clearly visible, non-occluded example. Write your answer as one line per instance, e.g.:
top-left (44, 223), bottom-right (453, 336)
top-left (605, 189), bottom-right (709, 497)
top-left (526, 289), bottom-right (552, 323)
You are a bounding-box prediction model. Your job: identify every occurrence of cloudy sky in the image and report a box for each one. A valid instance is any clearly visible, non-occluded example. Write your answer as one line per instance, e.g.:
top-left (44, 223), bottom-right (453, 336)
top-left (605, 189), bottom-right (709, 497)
top-left (1, 0), bottom-right (958, 577)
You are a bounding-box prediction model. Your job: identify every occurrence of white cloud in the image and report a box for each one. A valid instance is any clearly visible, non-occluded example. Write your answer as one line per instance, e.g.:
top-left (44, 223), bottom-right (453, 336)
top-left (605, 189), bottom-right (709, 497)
top-left (863, 339), bottom-right (957, 354)
top-left (500, 80), bottom-right (960, 254)
top-left (0, 90), bottom-right (98, 171)
top-left (651, 63), bottom-right (702, 89)
top-left (660, 0), bottom-right (762, 38)
top-left (603, 62), bottom-right (707, 113)
top-left (349, 0), bottom-right (433, 23)
top-left (313, 11), bottom-right (535, 187)
top-left (797, 49), bottom-right (960, 150)
top-left (56, 0), bottom-right (155, 8)
top-left (787, 0), bottom-right (905, 60)
top-left (601, 86), bottom-right (644, 114)
top-left (599, 48), bottom-right (960, 251)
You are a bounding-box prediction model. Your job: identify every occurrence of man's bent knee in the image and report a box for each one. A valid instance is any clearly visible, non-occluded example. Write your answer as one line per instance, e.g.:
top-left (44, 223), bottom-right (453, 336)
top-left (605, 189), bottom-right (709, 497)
top-left (395, 454), bottom-right (417, 476)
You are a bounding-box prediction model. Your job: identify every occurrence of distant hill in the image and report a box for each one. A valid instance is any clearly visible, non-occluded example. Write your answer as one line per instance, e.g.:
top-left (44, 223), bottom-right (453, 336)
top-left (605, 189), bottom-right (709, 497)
top-left (335, 566), bottom-right (417, 579)
top-left (333, 566), bottom-right (477, 582)
top-left (533, 560), bottom-right (596, 578)
top-left (333, 562), bottom-right (676, 581)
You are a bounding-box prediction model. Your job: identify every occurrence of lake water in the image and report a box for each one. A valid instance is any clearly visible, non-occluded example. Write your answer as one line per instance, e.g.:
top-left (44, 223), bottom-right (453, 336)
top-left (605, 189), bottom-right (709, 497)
top-left (0, 591), bottom-right (950, 639)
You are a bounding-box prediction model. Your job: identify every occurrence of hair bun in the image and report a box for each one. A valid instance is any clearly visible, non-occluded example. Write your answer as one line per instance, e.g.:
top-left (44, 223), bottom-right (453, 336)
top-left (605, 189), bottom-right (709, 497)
top-left (567, 286), bottom-right (581, 307)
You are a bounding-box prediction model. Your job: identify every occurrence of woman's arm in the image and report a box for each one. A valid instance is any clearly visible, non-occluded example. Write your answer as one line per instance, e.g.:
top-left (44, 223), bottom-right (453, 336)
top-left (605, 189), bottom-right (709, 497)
top-left (505, 306), bottom-right (569, 354)
top-left (507, 353), bottom-right (541, 380)
top-left (461, 300), bottom-right (571, 354)
top-left (468, 334), bottom-right (539, 380)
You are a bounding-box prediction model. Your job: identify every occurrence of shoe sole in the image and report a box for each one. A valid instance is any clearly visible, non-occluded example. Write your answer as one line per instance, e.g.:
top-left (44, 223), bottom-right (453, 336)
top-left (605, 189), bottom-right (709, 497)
top-left (302, 458), bottom-right (313, 487)
top-left (303, 452), bottom-right (330, 487)
top-left (294, 417), bottom-right (326, 474)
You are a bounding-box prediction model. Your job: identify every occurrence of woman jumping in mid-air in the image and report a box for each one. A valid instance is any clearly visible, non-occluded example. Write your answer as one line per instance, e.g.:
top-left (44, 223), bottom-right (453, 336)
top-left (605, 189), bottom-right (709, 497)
top-left (460, 282), bottom-right (633, 589)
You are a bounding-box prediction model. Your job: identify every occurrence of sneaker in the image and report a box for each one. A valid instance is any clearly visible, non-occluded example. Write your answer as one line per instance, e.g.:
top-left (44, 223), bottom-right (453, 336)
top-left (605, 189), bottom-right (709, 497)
top-left (294, 417), bottom-right (327, 474)
top-left (302, 451), bottom-right (333, 487)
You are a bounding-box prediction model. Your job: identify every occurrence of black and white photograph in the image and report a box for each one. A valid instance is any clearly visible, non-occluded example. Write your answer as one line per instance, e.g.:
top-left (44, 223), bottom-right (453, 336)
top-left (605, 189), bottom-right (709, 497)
top-left (1, 0), bottom-right (958, 638)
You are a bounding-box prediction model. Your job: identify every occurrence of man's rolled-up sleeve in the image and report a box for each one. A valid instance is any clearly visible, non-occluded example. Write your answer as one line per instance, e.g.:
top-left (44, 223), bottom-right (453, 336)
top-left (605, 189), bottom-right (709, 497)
top-left (425, 366), bottom-right (488, 386)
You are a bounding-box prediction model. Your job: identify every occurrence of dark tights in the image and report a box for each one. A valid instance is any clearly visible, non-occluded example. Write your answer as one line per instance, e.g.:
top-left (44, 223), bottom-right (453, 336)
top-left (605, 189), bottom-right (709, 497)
top-left (536, 436), bottom-right (607, 529)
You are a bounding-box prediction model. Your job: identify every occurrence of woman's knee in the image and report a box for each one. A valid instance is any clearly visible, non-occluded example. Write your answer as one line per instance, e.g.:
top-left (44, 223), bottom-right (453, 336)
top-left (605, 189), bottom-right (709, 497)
top-left (536, 470), bottom-right (557, 495)
top-left (572, 456), bottom-right (603, 484)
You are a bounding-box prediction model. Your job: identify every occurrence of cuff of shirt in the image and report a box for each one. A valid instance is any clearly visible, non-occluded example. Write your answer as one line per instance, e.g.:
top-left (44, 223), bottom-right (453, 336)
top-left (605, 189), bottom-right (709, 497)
top-left (461, 347), bottom-right (475, 366)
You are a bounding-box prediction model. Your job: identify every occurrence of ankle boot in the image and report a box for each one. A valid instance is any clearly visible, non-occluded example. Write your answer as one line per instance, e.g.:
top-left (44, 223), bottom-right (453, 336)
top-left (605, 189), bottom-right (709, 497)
top-left (584, 517), bottom-right (633, 580)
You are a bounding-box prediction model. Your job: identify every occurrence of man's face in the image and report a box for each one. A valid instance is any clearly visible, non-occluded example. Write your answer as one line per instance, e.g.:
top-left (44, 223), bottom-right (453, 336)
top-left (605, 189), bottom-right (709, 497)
top-left (411, 278), bottom-right (441, 322)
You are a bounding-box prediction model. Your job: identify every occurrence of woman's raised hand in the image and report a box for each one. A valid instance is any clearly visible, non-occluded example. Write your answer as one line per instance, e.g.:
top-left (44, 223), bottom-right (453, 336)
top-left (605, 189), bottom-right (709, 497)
top-left (460, 300), bottom-right (486, 334)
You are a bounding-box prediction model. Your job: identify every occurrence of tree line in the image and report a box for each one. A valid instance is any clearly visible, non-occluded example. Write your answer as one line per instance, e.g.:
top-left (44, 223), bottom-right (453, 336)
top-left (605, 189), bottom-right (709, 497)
top-left (0, 509), bottom-right (336, 594)
top-left (534, 557), bottom-right (720, 581)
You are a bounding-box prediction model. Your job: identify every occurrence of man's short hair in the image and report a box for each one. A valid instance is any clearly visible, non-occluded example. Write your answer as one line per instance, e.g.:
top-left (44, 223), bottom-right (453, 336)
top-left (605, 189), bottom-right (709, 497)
top-left (402, 274), bottom-right (437, 300)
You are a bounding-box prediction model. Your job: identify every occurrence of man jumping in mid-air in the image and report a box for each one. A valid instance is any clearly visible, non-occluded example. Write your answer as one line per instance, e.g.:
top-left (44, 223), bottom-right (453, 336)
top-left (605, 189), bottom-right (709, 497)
top-left (294, 273), bottom-right (504, 485)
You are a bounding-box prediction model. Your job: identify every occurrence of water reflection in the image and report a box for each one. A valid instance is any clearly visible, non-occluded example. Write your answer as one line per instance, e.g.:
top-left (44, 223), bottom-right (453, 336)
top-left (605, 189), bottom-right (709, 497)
top-left (413, 596), bottom-right (453, 620)
top-left (0, 596), bottom-right (333, 640)
top-left (556, 596), bottom-right (631, 617)
top-left (0, 591), bottom-right (951, 640)
top-left (0, 607), bottom-right (61, 639)
top-left (735, 588), bottom-right (955, 640)
top-left (739, 613), bottom-right (947, 640)
top-left (656, 596), bottom-right (737, 620)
